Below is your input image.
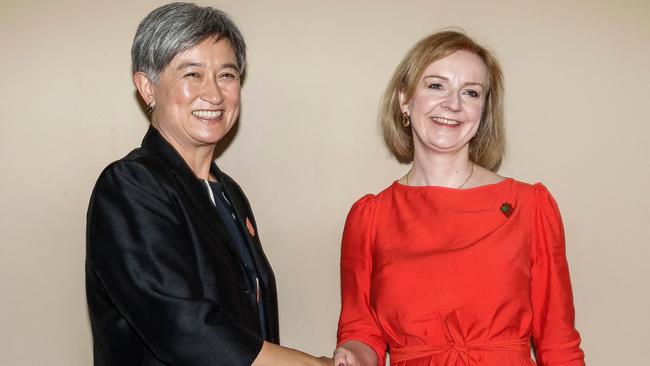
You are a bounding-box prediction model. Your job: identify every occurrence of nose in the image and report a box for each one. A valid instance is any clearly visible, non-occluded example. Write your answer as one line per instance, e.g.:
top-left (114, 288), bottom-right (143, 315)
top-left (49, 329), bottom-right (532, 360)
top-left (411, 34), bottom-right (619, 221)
top-left (442, 92), bottom-right (462, 112)
top-left (202, 78), bottom-right (224, 105)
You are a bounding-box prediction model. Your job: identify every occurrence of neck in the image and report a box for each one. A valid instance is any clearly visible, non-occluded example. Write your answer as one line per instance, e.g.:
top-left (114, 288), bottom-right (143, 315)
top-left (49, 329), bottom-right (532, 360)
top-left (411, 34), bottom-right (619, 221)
top-left (409, 148), bottom-right (473, 188)
top-left (179, 147), bottom-right (215, 181)
top-left (154, 126), bottom-right (216, 181)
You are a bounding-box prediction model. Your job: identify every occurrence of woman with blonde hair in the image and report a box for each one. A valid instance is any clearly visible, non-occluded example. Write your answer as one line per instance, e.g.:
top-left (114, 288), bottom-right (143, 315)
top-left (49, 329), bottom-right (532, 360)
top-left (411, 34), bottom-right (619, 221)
top-left (334, 30), bottom-right (585, 366)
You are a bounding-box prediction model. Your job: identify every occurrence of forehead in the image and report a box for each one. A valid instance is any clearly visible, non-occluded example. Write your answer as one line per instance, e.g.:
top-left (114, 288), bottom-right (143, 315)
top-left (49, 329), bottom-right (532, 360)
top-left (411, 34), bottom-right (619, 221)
top-left (169, 37), bottom-right (237, 66)
top-left (422, 50), bottom-right (488, 82)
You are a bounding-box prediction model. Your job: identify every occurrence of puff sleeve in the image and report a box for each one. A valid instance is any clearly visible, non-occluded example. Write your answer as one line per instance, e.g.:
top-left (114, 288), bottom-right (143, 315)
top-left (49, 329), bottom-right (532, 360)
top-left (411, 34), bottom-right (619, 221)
top-left (337, 195), bottom-right (387, 365)
top-left (530, 184), bottom-right (585, 366)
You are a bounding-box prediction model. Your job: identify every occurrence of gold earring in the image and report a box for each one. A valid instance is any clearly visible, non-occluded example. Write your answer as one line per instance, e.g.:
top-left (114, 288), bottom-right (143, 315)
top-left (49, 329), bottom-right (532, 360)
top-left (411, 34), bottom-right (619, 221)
top-left (401, 112), bottom-right (411, 128)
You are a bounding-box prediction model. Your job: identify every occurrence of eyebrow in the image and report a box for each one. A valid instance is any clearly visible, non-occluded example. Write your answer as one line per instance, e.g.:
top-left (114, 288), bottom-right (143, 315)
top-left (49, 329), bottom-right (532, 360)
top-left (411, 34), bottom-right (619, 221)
top-left (423, 74), bottom-right (484, 87)
top-left (175, 62), bottom-right (240, 72)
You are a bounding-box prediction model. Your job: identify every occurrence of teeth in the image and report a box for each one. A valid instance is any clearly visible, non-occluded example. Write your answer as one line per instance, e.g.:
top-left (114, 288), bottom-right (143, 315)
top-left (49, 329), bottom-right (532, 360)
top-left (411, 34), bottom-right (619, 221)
top-left (431, 117), bottom-right (460, 125)
top-left (192, 110), bottom-right (223, 119)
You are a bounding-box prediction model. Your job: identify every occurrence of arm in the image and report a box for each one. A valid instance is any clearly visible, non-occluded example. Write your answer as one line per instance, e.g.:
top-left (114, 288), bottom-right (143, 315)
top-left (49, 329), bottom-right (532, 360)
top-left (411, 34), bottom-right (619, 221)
top-left (530, 184), bottom-right (585, 366)
top-left (335, 196), bottom-right (386, 366)
top-left (88, 161), bottom-right (259, 365)
top-left (253, 341), bottom-right (332, 366)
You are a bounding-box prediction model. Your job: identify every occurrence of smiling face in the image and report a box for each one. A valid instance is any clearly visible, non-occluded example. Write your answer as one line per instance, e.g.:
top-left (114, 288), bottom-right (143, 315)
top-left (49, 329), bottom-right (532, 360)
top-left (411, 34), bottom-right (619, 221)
top-left (400, 50), bottom-right (488, 159)
top-left (136, 36), bottom-right (241, 159)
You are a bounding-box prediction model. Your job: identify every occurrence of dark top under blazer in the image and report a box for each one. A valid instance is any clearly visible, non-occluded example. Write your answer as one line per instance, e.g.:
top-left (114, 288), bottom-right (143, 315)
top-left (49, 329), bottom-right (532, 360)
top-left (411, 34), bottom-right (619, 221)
top-left (86, 127), bottom-right (279, 366)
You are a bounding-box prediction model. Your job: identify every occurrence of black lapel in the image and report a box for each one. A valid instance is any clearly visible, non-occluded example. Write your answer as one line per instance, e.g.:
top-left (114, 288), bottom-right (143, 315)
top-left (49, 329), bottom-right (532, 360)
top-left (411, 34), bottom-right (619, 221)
top-left (140, 127), bottom-right (244, 262)
top-left (213, 166), bottom-right (271, 279)
top-left (212, 164), bottom-right (280, 343)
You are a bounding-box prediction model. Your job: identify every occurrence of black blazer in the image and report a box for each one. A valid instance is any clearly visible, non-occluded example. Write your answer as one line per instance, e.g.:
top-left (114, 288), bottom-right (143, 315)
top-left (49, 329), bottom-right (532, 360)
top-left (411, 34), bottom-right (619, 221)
top-left (86, 127), bottom-right (279, 366)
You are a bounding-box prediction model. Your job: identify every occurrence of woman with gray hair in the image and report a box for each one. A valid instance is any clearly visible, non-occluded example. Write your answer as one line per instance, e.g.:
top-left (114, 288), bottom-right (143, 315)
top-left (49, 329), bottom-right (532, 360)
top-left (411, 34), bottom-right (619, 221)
top-left (86, 3), bottom-right (332, 366)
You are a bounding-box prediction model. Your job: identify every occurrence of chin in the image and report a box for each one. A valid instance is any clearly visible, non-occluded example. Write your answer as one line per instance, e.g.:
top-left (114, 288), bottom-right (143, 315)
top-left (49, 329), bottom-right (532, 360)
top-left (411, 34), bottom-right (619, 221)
top-left (191, 130), bottom-right (225, 145)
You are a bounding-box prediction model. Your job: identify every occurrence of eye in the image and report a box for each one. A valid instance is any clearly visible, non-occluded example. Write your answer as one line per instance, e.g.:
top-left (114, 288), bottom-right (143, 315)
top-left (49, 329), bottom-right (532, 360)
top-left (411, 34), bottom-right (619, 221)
top-left (220, 72), bottom-right (239, 80)
top-left (184, 72), bottom-right (200, 78)
top-left (463, 89), bottom-right (480, 98)
top-left (427, 83), bottom-right (443, 90)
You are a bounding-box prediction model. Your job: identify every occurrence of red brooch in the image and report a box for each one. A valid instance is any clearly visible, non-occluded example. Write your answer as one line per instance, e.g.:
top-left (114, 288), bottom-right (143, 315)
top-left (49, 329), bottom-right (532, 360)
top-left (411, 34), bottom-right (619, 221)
top-left (245, 217), bottom-right (256, 237)
top-left (500, 202), bottom-right (514, 217)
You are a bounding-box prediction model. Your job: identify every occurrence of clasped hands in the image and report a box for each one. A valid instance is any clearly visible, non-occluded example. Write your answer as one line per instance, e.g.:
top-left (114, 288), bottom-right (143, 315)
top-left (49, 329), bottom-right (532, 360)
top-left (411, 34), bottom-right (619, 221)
top-left (332, 340), bottom-right (378, 366)
top-left (293, 340), bottom-right (376, 366)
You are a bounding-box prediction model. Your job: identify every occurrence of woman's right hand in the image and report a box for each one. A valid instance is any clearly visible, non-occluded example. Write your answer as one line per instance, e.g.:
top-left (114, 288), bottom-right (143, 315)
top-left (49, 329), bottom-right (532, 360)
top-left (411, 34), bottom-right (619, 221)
top-left (333, 341), bottom-right (378, 366)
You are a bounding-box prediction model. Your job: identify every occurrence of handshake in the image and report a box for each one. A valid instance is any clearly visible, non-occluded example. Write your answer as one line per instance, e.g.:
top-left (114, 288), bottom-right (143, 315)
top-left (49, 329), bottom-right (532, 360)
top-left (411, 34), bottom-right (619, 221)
top-left (316, 341), bottom-right (376, 366)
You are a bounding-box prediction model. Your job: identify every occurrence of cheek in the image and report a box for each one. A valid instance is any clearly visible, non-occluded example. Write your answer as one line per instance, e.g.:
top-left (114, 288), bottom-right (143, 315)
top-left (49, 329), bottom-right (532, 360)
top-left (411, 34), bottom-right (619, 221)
top-left (466, 101), bottom-right (485, 123)
top-left (173, 84), bottom-right (197, 103)
top-left (411, 93), bottom-right (442, 112)
top-left (163, 81), bottom-right (198, 108)
top-left (228, 92), bottom-right (241, 107)
top-left (224, 84), bottom-right (241, 104)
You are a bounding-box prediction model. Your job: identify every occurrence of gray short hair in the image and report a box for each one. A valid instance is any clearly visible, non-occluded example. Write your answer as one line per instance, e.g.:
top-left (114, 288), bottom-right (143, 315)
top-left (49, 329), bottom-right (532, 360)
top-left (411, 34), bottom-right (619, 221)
top-left (131, 2), bottom-right (246, 83)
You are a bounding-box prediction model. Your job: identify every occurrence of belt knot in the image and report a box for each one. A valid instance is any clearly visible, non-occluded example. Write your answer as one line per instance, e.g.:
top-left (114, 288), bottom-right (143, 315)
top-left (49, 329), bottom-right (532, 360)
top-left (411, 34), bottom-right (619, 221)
top-left (449, 342), bottom-right (469, 353)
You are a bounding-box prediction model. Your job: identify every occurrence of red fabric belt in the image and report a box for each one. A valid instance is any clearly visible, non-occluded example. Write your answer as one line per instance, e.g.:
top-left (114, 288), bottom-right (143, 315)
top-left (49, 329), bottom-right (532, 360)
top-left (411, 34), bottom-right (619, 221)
top-left (391, 311), bottom-right (529, 365)
top-left (391, 338), bottom-right (530, 364)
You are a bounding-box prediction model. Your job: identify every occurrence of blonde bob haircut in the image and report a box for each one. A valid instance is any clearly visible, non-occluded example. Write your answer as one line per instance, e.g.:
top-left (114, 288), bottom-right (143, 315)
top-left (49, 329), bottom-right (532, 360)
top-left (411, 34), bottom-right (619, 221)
top-left (380, 30), bottom-right (505, 171)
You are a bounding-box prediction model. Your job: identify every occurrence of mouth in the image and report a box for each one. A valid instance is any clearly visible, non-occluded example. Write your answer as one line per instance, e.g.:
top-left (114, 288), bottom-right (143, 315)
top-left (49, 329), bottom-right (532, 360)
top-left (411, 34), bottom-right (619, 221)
top-left (192, 110), bottom-right (223, 120)
top-left (430, 116), bottom-right (462, 127)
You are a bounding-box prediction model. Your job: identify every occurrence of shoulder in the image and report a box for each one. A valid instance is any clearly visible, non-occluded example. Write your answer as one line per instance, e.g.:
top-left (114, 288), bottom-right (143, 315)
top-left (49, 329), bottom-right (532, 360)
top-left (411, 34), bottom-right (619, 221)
top-left (530, 182), bottom-right (562, 220)
top-left (87, 150), bottom-right (184, 231)
top-left (347, 182), bottom-right (397, 215)
top-left (498, 177), bottom-right (554, 200)
top-left (510, 180), bottom-right (559, 206)
top-left (345, 181), bottom-right (399, 223)
top-left (350, 193), bottom-right (377, 210)
top-left (506, 180), bottom-right (563, 226)
top-left (91, 147), bottom-right (177, 202)
top-left (346, 194), bottom-right (378, 222)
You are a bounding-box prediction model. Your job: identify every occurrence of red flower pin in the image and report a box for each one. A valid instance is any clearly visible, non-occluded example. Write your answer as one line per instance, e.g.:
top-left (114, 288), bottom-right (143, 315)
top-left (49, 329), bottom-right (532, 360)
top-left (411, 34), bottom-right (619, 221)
top-left (245, 217), bottom-right (256, 237)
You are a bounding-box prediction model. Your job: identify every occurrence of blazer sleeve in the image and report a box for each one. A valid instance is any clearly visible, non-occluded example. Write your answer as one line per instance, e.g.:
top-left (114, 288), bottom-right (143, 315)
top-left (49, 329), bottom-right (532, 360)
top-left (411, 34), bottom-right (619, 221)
top-left (337, 195), bottom-right (387, 365)
top-left (87, 160), bottom-right (262, 366)
top-left (530, 184), bottom-right (585, 366)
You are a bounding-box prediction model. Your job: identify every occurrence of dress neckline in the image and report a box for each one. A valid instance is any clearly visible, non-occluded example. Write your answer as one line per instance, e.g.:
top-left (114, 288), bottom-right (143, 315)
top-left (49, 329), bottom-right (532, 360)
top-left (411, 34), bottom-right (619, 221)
top-left (392, 177), bottom-right (514, 192)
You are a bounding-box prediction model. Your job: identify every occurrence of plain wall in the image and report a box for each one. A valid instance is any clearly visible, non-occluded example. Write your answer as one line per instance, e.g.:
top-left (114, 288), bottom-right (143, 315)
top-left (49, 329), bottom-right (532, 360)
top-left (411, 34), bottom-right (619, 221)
top-left (1, 0), bottom-right (649, 365)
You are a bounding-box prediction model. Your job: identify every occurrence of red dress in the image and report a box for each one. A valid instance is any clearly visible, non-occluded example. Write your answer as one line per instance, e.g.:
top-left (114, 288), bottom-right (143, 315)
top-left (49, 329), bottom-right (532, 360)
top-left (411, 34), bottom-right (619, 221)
top-left (337, 179), bottom-right (584, 366)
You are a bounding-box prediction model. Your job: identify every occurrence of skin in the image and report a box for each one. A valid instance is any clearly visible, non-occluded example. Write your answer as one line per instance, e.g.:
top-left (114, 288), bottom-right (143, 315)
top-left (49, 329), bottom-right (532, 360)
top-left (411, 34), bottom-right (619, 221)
top-left (134, 36), bottom-right (241, 180)
top-left (334, 50), bottom-right (504, 366)
top-left (333, 341), bottom-right (377, 366)
top-left (134, 36), bottom-right (332, 366)
top-left (254, 342), bottom-right (333, 366)
top-left (399, 50), bottom-right (504, 188)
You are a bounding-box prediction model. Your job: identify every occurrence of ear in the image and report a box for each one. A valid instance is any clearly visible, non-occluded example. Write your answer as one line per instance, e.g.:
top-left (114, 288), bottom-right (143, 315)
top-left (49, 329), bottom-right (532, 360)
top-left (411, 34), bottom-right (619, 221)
top-left (398, 90), bottom-right (409, 114)
top-left (133, 71), bottom-right (155, 106)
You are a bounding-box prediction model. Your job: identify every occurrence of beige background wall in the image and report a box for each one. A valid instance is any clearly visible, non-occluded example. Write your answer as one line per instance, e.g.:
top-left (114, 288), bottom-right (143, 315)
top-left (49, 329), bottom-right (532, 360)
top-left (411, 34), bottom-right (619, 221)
top-left (1, 0), bottom-right (648, 365)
